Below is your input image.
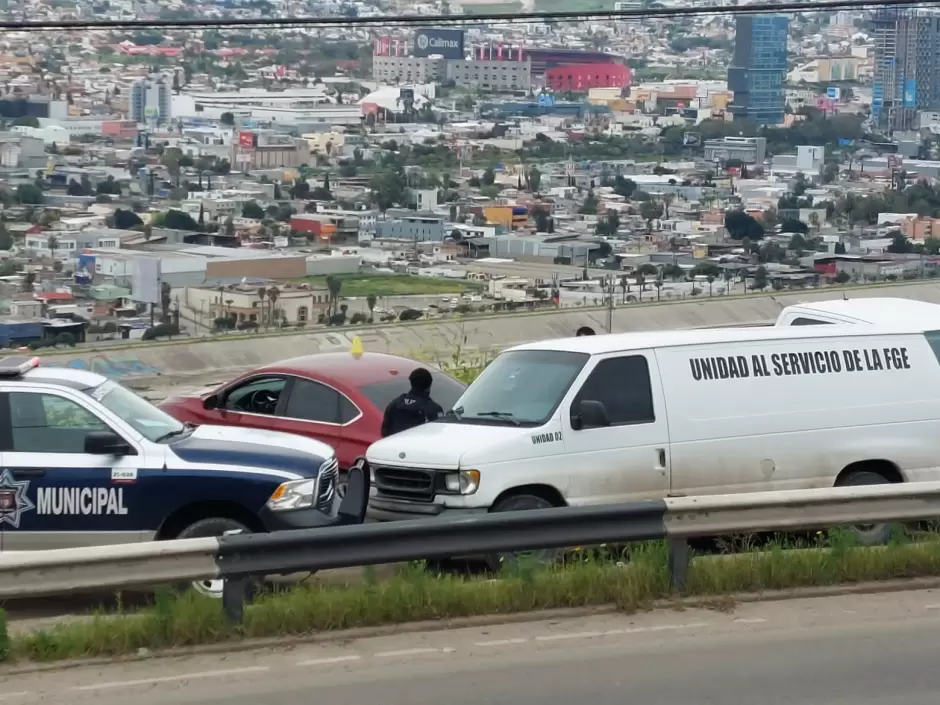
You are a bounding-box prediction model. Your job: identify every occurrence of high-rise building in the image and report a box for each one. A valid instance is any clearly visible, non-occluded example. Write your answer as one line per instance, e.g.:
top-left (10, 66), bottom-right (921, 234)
top-left (872, 8), bottom-right (940, 133)
top-left (728, 15), bottom-right (789, 126)
top-left (130, 76), bottom-right (171, 124)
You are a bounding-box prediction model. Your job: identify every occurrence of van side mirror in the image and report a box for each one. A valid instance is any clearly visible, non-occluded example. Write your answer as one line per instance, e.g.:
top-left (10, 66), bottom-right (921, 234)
top-left (570, 399), bottom-right (610, 430)
top-left (203, 394), bottom-right (219, 411)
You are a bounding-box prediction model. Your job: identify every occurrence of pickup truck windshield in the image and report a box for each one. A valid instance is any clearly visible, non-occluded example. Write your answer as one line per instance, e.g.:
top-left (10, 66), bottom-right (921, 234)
top-left (86, 380), bottom-right (187, 443)
top-left (444, 350), bottom-right (589, 427)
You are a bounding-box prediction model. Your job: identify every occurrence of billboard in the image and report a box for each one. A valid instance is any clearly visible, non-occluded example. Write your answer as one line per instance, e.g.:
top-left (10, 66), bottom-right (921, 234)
top-left (413, 28), bottom-right (464, 59)
top-left (131, 257), bottom-right (161, 305)
top-left (238, 131), bottom-right (256, 148)
top-left (75, 254), bottom-right (96, 285)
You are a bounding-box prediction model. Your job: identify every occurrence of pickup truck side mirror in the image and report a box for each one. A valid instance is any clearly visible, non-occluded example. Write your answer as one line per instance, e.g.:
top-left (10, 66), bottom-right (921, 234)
top-left (203, 394), bottom-right (220, 411)
top-left (85, 431), bottom-right (134, 456)
top-left (570, 399), bottom-right (610, 431)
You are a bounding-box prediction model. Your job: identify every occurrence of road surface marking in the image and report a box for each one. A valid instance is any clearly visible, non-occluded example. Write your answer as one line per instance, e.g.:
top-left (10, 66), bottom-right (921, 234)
top-left (297, 655), bottom-right (362, 666)
top-left (733, 618), bottom-right (768, 624)
top-left (374, 648), bottom-right (451, 658)
top-left (0, 693), bottom-right (29, 701)
top-left (535, 631), bottom-right (603, 641)
top-left (649, 622), bottom-right (709, 632)
top-left (71, 666), bottom-right (271, 691)
top-left (925, 604), bottom-right (940, 610)
top-left (475, 638), bottom-right (529, 647)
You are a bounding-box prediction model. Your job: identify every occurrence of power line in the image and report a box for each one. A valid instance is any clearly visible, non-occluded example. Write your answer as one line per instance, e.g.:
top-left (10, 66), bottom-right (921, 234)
top-left (0, 0), bottom-right (932, 31)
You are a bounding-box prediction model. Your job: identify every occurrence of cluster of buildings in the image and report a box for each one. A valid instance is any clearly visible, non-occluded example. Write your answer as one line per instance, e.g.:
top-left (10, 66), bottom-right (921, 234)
top-left (5, 0), bottom-right (940, 349)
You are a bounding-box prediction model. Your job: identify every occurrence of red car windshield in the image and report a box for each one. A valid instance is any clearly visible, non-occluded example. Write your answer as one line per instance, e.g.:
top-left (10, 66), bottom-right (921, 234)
top-left (358, 371), bottom-right (466, 413)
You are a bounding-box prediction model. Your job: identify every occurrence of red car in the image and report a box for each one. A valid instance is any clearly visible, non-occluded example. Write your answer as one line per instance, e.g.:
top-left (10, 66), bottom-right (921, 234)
top-left (159, 352), bottom-right (467, 470)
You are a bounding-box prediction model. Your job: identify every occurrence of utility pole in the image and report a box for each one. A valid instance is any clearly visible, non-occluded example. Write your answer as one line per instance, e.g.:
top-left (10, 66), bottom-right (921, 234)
top-left (605, 274), bottom-right (614, 333)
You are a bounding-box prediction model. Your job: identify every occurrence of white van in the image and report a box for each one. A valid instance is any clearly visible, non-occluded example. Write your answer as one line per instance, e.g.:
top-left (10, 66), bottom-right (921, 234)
top-left (775, 297), bottom-right (940, 327)
top-left (366, 325), bottom-right (940, 546)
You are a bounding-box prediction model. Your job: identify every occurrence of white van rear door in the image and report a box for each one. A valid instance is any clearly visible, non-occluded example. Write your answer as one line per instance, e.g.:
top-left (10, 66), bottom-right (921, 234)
top-left (560, 350), bottom-right (670, 504)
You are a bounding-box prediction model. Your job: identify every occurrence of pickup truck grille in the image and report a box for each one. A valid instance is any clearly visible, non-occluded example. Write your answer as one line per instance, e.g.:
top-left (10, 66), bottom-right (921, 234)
top-left (317, 457), bottom-right (339, 512)
top-left (373, 465), bottom-right (436, 502)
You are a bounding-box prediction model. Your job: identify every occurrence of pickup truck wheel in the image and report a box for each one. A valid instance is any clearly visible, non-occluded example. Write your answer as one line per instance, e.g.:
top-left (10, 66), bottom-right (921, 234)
top-left (485, 494), bottom-right (559, 572)
top-left (836, 470), bottom-right (894, 545)
top-left (176, 517), bottom-right (254, 599)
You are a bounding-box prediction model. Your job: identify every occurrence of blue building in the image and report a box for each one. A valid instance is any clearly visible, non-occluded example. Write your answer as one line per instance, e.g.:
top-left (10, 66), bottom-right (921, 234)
top-left (728, 15), bottom-right (789, 126)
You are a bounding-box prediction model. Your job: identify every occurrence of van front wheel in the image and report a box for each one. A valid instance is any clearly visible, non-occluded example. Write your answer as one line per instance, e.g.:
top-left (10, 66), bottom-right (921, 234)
top-left (835, 470), bottom-right (894, 545)
top-left (485, 493), bottom-right (558, 572)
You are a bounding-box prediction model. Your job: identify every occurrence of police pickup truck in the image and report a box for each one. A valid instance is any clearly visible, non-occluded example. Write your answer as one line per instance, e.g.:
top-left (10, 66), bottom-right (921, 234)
top-left (0, 356), bottom-right (340, 596)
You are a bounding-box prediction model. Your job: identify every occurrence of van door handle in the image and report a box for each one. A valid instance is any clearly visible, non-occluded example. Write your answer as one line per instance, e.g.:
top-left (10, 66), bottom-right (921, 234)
top-left (656, 448), bottom-right (666, 468)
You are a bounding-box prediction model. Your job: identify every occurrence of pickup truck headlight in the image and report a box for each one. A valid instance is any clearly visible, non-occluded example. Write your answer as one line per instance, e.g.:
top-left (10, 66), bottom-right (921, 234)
top-left (443, 469), bottom-right (480, 495)
top-left (266, 478), bottom-right (316, 511)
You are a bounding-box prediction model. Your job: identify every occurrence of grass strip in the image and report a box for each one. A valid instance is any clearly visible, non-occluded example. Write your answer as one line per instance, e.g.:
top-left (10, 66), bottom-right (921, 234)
top-left (7, 530), bottom-right (940, 664)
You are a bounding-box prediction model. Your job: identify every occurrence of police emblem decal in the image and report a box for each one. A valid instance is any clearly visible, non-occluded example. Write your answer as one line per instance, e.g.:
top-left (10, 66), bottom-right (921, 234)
top-left (0, 469), bottom-right (34, 528)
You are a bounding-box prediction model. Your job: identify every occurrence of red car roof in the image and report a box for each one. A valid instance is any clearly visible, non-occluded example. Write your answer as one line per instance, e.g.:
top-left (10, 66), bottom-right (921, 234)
top-left (256, 352), bottom-right (438, 388)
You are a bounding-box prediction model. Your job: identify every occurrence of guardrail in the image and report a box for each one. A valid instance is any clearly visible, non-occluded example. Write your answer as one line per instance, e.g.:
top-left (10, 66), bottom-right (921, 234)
top-left (5, 475), bottom-right (940, 623)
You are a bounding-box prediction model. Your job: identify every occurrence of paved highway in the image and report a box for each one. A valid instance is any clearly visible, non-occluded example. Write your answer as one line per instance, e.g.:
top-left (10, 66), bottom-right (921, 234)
top-left (7, 588), bottom-right (940, 704)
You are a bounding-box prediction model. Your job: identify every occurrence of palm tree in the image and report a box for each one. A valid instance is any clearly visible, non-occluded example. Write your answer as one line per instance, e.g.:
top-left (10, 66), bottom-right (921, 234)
top-left (707, 274), bottom-right (715, 297)
top-left (47, 234), bottom-right (58, 262)
top-left (256, 286), bottom-right (267, 327)
top-left (267, 286), bottom-right (280, 325)
top-left (325, 275), bottom-right (342, 317)
top-left (654, 277), bottom-right (663, 301)
top-left (366, 293), bottom-right (377, 322)
top-left (635, 271), bottom-right (645, 302)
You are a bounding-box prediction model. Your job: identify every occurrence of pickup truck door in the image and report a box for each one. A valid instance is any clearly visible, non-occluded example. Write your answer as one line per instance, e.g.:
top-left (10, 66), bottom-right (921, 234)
top-left (0, 388), bottom-right (153, 551)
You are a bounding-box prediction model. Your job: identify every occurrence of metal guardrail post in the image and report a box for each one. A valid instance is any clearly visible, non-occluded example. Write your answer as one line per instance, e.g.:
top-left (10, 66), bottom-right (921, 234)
top-left (668, 538), bottom-right (689, 591)
top-left (222, 577), bottom-right (249, 624)
top-left (221, 528), bottom-right (247, 624)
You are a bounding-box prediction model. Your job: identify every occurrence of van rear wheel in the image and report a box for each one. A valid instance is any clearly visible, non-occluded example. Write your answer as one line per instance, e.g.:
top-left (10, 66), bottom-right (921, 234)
top-left (835, 470), bottom-right (894, 545)
top-left (485, 493), bottom-right (559, 571)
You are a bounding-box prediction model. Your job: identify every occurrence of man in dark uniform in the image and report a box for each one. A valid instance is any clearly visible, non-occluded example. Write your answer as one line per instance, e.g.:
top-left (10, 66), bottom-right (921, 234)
top-left (381, 368), bottom-right (444, 437)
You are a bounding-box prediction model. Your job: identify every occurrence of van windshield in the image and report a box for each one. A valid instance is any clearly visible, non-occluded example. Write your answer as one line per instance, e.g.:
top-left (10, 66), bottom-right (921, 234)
top-left (443, 350), bottom-right (589, 427)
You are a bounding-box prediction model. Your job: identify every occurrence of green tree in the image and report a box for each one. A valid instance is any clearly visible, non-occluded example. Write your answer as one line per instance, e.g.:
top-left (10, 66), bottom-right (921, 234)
top-left (242, 201), bottom-right (265, 219)
top-left (639, 200), bottom-right (663, 231)
top-left (220, 112), bottom-right (235, 126)
top-left (724, 210), bottom-right (765, 241)
top-left (887, 231), bottom-right (912, 253)
top-left (780, 217), bottom-right (808, 234)
top-left (12, 115), bottom-right (39, 128)
top-left (113, 209), bottom-right (143, 230)
top-left (163, 209), bottom-right (200, 231)
top-left (15, 184), bottom-right (43, 204)
top-left (579, 190), bottom-right (599, 215)
top-left (751, 266), bottom-right (769, 291)
top-left (527, 167), bottom-right (541, 192)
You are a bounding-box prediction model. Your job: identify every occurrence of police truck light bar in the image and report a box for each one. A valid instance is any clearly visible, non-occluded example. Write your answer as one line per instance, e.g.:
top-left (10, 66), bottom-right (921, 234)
top-left (0, 356), bottom-right (41, 377)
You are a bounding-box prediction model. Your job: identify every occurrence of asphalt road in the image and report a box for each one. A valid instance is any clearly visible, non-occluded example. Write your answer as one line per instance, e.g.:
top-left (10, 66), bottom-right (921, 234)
top-left (8, 588), bottom-right (940, 704)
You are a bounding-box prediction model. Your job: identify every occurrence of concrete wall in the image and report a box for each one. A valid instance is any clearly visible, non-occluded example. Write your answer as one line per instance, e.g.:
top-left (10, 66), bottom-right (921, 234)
top-left (37, 281), bottom-right (940, 390)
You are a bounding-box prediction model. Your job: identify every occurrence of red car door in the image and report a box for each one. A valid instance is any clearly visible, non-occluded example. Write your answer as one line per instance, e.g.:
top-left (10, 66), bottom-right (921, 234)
top-left (280, 377), bottom-right (359, 468)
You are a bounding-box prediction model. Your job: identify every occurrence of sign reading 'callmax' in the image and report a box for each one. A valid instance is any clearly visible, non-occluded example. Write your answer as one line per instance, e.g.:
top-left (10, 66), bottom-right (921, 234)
top-left (689, 347), bottom-right (912, 381)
